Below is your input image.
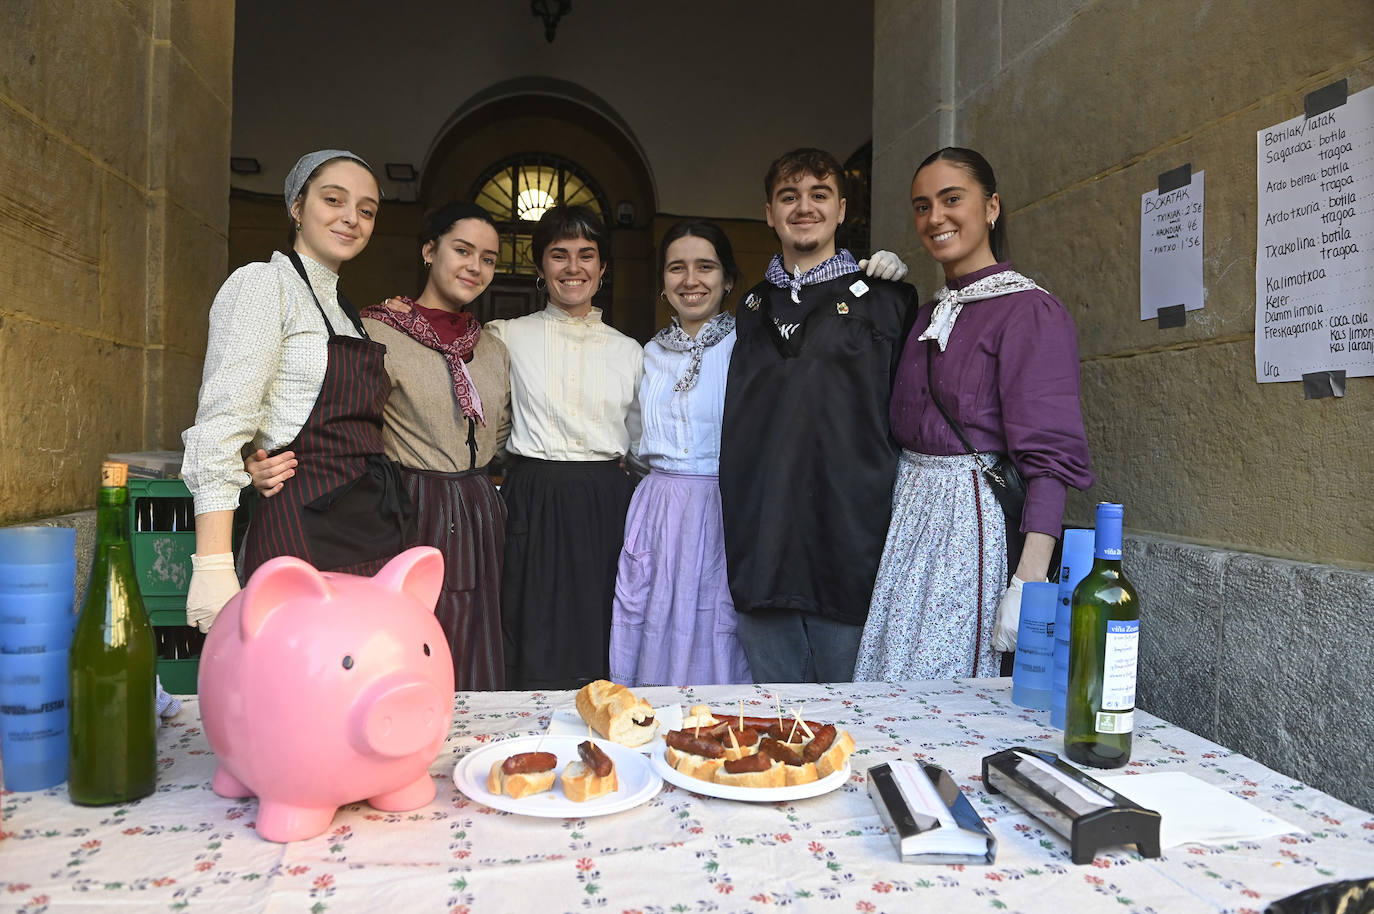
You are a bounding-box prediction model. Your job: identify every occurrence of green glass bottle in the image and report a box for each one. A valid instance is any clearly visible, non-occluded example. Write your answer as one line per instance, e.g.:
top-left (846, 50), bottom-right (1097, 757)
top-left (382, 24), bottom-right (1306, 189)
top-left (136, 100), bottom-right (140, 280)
top-left (69, 461), bottom-right (157, 805)
top-left (1064, 502), bottom-right (1140, 769)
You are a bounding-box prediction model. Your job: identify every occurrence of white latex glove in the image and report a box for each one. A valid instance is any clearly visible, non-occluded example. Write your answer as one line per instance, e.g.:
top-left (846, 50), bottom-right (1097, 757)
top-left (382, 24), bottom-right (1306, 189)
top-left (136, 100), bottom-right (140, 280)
top-left (187, 553), bottom-right (240, 633)
top-left (858, 249), bottom-right (909, 282)
top-left (992, 575), bottom-right (1026, 653)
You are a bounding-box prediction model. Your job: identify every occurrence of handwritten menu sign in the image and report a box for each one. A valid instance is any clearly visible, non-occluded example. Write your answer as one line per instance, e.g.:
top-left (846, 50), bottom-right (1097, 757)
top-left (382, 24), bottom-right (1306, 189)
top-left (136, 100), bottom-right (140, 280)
top-left (1140, 171), bottom-right (1205, 321)
top-left (1255, 84), bottom-right (1374, 383)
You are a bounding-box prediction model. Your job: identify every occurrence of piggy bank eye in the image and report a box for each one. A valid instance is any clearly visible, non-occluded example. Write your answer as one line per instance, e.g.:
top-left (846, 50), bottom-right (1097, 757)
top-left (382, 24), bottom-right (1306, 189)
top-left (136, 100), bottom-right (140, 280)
top-left (341, 655), bottom-right (354, 670)
top-left (423, 643), bottom-right (431, 657)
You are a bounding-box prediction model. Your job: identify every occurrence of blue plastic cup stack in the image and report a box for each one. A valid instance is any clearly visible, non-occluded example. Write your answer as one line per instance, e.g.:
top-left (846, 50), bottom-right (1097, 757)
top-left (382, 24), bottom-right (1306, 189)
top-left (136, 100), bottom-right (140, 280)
top-left (1012, 582), bottom-right (1058, 710)
top-left (0, 525), bottom-right (78, 791)
top-left (1051, 528), bottom-right (1096, 729)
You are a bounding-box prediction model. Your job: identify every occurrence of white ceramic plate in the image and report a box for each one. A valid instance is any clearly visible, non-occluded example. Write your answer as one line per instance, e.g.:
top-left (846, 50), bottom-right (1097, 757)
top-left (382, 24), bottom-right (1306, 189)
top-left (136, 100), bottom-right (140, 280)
top-left (649, 749), bottom-right (851, 802)
top-left (452, 735), bottom-right (662, 818)
top-left (545, 704), bottom-right (683, 754)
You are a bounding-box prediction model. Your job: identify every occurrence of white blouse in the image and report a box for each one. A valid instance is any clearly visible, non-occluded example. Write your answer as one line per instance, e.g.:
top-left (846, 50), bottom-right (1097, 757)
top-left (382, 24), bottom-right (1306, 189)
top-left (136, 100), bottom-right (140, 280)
top-left (486, 306), bottom-right (643, 461)
top-left (635, 329), bottom-right (734, 475)
top-left (181, 251), bottom-right (362, 515)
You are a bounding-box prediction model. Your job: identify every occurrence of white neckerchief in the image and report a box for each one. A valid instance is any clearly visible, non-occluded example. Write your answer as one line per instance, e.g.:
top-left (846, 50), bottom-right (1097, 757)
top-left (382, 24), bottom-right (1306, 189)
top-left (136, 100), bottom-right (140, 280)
top-left (917, 268), bottom-right (1043, 351)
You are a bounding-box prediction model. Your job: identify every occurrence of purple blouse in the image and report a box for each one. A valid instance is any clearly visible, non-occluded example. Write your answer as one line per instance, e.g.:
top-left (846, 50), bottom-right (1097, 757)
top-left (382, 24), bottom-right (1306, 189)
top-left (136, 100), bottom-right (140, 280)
top-left (889, 262), bottom-right (1094, 537)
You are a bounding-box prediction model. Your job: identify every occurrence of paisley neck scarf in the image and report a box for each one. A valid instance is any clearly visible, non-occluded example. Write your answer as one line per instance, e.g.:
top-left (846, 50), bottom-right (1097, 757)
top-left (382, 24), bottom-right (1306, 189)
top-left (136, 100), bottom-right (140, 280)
top-left (917, 268), bottom-right (1042, 351)
top-left (362, 297), bottom-right (486, 424)
top-left (652, 310), bottom-right (736, 391)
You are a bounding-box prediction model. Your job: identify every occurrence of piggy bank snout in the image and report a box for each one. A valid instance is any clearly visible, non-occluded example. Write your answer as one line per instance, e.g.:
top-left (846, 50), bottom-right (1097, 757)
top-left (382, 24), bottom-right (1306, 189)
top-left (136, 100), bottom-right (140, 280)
top-left (353, 677), bottom-right (449, 758)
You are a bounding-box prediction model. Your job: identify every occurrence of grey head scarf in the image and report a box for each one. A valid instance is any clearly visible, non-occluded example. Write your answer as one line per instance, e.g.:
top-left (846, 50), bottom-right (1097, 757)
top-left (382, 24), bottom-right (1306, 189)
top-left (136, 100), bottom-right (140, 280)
top-left (283, 149), bottom-right (373, 212)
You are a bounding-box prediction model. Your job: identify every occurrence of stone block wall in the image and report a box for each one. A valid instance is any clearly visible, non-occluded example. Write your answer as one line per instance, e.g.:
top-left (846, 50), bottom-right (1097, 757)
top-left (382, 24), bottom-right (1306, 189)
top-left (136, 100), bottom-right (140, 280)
top-left (0, 0), bottom-right (234, 523)
top-left (873, 0), bottom-right (1373, 808)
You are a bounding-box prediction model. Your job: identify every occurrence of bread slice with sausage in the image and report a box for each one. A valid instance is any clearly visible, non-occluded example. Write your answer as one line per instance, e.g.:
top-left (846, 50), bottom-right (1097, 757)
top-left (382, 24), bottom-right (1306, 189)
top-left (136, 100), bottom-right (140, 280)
top-left (575, 680), bottom-right (658, 747)
top-left (487, 761), bottom-right (556, 799)
top-left (559, 760), bottom-right (619, 802)
top-left (815, 729), bottom-right (856, 778)
top-left (713, 756), bottom-right (786, 789)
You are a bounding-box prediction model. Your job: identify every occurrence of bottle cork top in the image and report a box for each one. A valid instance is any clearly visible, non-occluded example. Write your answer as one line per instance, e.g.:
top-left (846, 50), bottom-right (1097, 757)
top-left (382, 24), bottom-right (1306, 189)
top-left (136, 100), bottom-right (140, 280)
top-left (101, 461), bottom-right (129, 487)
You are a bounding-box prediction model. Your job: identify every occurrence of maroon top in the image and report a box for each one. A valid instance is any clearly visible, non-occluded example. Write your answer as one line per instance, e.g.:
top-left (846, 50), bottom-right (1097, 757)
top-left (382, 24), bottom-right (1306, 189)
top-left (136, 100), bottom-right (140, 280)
top-left (889, 262), bottom-right (1094, 537)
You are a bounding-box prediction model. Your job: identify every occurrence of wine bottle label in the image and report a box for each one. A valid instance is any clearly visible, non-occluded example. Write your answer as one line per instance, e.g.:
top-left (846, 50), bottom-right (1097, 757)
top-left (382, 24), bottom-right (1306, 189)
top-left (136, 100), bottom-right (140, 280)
top-left (1095, 709), bottom-right (1134, 733)
top-left (1100, 619), bottom-right (1139, 712)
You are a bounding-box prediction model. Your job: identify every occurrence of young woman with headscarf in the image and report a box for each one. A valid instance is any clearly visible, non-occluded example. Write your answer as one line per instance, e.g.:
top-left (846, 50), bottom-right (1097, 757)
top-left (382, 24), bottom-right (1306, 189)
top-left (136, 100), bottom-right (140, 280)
top-left (183, 149), bottom-right (410, 634)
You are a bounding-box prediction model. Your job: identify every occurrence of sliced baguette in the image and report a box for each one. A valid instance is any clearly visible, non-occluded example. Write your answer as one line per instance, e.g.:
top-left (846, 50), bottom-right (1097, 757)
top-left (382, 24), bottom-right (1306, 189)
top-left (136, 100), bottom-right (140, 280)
top-left (487, 761), bottom-right (556, 799)
top-left (713, 758), bottom-right (786, 789)
top-left (783, 761), bottom-right (819, 786)
top-left (559, 759), bottom-right (619, 802)
top-left (668, 748), bottom-right (725, 782)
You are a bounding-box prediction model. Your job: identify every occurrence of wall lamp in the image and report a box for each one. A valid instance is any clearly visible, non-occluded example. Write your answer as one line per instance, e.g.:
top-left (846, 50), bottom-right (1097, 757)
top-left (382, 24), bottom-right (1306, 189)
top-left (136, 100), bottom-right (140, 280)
top-left (385, 163), bottom-right (418, 182)
top-left (230, 157), bottom-right (260, 175)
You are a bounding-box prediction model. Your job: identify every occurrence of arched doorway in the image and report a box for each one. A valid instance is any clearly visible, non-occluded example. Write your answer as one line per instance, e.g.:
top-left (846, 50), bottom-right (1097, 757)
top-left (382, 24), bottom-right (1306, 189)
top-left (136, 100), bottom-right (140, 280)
top-left (467, 152), bottom-right (614, 324)
top-left (420, 79), bottom-right (658, 340)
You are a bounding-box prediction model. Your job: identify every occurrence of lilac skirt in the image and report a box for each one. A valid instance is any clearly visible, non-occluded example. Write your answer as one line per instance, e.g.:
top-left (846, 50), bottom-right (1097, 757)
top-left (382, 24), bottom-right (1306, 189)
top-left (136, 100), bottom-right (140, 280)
top-left (610, 470), bottom-right (752, 687)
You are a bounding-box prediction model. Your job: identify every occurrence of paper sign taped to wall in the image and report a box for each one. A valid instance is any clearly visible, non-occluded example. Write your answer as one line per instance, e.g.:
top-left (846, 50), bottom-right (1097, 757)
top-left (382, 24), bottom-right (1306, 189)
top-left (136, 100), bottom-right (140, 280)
top-left (1140, 170), bottom-right (1204, 321)
top-left (1255, 83), bottom-right (1374, 383)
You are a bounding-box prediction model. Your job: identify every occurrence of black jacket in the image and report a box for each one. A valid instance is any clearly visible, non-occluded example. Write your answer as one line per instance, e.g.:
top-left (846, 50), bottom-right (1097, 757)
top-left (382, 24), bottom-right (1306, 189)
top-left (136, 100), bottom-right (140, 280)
top-left (720, 272), bottom-right (919, 624)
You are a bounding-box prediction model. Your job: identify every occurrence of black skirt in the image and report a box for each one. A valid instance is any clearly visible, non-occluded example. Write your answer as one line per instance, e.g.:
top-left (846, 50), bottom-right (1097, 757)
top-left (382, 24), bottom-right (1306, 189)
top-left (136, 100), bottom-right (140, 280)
top-left (500, 457), bottom-right (636, 690)
top-left (401, 466), bottom-right (506, 690)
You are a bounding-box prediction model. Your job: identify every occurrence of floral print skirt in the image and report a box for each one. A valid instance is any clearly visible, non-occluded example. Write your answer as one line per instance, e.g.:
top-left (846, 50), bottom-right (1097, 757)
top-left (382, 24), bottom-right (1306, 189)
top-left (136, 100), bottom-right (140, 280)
top-left (854, 450), bottom-right (1006, 681)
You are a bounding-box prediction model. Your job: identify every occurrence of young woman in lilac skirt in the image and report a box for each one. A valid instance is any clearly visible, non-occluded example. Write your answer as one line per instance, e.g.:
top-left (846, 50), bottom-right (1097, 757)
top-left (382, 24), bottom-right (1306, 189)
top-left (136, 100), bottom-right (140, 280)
top-left (609, 221), bottom-right (752, 687)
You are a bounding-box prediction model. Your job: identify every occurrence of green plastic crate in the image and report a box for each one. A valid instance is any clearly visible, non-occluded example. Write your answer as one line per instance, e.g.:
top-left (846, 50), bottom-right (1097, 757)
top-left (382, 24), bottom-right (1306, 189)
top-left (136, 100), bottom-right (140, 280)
top-left (126, 478), bottom-right (199, 693)
top-left (158, 656), bottom-right (200, 695)
top-left (127, 479), bottom-right (195, 598)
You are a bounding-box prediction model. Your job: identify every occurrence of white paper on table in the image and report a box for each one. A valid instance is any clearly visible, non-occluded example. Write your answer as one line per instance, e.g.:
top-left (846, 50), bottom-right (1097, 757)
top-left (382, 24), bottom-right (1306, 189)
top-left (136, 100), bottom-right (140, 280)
top-left (1096, 771), bottom-right (1305, 848)
top-left (1013, 751), bottom-right (1114, 816)
top-left (1140, 171), bottom-right (1205, 320)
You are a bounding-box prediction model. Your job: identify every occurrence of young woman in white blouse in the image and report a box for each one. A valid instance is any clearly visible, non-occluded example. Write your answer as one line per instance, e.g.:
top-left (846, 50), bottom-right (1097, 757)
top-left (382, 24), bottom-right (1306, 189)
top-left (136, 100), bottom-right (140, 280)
top-left (485, 205), bottom-right (643, 690)
top-left (608, 221), bottom-right (751, 686)
top-left (182, 149), bottom-right (409, 633)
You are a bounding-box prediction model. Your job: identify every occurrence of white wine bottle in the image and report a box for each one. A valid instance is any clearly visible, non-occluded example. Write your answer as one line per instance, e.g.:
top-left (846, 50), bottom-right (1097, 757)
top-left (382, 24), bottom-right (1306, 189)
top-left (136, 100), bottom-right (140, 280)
top-left (1064, 503), bottom-right (1139, 769)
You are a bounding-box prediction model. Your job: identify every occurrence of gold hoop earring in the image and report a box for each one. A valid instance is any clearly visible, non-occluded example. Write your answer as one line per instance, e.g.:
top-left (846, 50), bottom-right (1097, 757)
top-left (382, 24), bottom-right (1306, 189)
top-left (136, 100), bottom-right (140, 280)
top-left (989, 220), bottom-right (996, 232)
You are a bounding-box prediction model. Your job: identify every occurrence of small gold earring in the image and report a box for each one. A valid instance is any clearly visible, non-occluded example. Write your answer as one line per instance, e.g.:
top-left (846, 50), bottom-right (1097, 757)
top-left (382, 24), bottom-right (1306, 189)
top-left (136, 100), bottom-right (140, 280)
top-left (294, 221), bottom-right (302, 231)
top-left (423, 260), bottom-right (431, 270)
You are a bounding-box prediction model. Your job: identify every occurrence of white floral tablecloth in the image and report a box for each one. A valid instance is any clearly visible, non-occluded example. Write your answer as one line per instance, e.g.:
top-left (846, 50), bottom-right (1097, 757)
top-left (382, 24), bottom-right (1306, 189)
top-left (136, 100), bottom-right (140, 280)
top-left (2, 679), bottom-right (1370, 913)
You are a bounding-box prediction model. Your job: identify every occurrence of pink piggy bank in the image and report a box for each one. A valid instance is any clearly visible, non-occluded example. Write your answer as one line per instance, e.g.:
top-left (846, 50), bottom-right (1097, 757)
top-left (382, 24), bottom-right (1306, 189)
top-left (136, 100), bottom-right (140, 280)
top-left (198, 547), bottom-right (455, 843)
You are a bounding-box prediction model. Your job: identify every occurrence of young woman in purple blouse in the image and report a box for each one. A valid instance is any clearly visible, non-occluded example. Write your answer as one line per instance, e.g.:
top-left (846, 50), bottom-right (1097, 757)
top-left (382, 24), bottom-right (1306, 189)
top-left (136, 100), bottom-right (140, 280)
top-left (854, 147), bottom-right (1094, 681)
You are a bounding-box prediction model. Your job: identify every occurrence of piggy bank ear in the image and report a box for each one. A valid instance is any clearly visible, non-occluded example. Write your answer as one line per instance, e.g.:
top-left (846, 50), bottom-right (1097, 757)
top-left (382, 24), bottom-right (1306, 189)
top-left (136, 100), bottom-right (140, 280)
top-left (239, 556), bottom-right (330, 641)
top-left (371, 546), bottom-right (444, 615)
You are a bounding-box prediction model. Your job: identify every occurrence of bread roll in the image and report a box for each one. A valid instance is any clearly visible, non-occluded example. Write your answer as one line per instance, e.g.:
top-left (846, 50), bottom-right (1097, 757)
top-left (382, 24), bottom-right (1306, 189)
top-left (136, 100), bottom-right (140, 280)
top-left (815, 729), bottom-right (856, 778)
top-left (559, 760), bottom-right (619, 802)
top-left (487, 761), bottom-right (556, 799)
top-left (575, 680), bottom-right (657, 747)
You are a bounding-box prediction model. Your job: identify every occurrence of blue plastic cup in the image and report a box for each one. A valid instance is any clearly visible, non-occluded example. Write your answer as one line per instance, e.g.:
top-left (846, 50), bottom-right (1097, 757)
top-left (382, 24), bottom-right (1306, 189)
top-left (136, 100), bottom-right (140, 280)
top-left (1051, 528), bottom-right (1095, 729)
top-left (0, 619), bottom-right (76, 655)
top-left (1012, 582), bottom-right (1057, 710)
top-left (0, 589), bottom-right (77, 625)
top-left (0, 648), bottom-right (70, 790)
top-left (0, 526), bottom-right (76, 564)
top-left (0, 560), bottom-right (78, 594)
